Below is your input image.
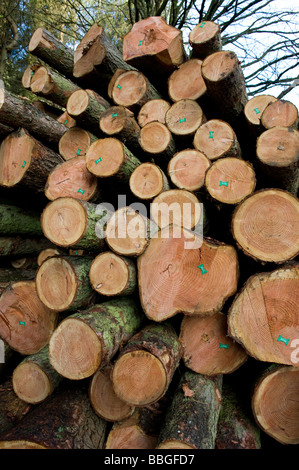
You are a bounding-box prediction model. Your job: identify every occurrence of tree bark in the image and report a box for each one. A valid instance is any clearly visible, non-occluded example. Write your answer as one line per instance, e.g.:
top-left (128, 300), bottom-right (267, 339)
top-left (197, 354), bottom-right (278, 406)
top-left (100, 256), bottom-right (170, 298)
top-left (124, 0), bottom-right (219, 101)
top-left (0, 204), bottom-right (43, 236)
top-left (129, 162), bottom-right (169, 200)
top-left (0, 379), bottom-right (32, 436)
top-left (168, 149), bottom-right (211, 192)
top-left (137, 99), bottom-right (171, 128)
top-left (193, 119), bottom-right (241, 160)
top-left (0, 236), bottom-right (54, 257)
top-left (58, 126), bottom-right (97, 160)
top-left (168, 59), bottom-right (207, 102)
top-left (189, 21), bottom-right (222, 59)
top-left (48, 297), bottom-right (144, 379)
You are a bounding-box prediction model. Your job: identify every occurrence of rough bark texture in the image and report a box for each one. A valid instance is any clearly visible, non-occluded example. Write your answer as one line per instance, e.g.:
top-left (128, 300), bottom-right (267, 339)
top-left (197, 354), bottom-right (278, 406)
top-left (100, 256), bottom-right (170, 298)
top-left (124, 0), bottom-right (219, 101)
top-left (0, 379), bottom-right (32, 436)
top-left (0, 236), bottom-right (54, 257)
top-left (0, 268), bottom-right (36, 295)
top-left (0, 204), bottom-right (43, 236)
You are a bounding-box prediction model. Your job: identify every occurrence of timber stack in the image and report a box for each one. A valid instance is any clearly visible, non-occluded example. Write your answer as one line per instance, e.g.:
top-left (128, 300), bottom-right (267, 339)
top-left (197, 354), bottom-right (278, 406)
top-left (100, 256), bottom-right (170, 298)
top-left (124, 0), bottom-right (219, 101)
top-left (0, 15), bottom-right (298, 451)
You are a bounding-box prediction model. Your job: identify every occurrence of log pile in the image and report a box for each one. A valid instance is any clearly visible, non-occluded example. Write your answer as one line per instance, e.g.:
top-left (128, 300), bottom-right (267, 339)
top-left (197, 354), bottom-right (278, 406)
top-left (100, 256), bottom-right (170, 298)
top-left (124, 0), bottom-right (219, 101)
top-left (0, 16), bottom-right (298, 450)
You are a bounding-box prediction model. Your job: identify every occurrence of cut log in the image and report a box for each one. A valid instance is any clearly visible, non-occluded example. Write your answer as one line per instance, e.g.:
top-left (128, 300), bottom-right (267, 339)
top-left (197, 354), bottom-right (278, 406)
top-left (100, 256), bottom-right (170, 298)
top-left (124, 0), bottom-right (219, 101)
top-left (44, 155), bottom-right (100, 203)
top-left (244, 94), bottom-right (277, 135)
top-left (89, 251), bottom-right (137, 296)
top-left (252, 365), bottom-right (299, 445)
top-left (107, 69), bottom-right (128, 99)
top-left (256, 126), bottom-right (299, 195)
top-left (231, 189), bottom-right (299, 263)
top-left (21, 64), bottom-right (41, 90)
top-left (0, 236), bottom-right (53, 258)
top-left (201, 51), bottom-right (248, 124)
top-left (35, 255), bottom-right (96, 312)
top-left (193, 119), bottom-right (241, 160)
top-left (168, 59), bottom-right (207, 102)
top-left (156, 371), bottom-right (222, 449)
top-left (41, 197), bottom-right (112, 251)
top-left (0, 382), bottom-right (107, 449)
top-left (58, 126), bottom-right (97, 160)
top-left (165, 99), bottom-right (206, 148)
top-left (85, 137), bottom-right (141, 182)
top-left (66, 89), bottom-right (110, 135)
top-left (28, 28), bottom-right (75, 80)
top-left (12, 346), bottom-right (62, 404)
top-left (0, 280), bottom-right (58, 355)
top-left (129, 162), bottom-right (169, 200)
top-left (112, 323), bottom-right (182, 406)
top-left (0, 89), bottom-right (67, 146)
top-left (0, 204), bottom-right (42, 236)
top-left (56, 111), bottom-right (77, 128)
top-left (227, 264), bottom-right (299, 366)
top-left (189, 21), bottom-right (222, 59)
top-left (205, 157), bottom-right (256, 204)
top-left (138, 121), bottom-right (176, 166)
top-left (261, 99), bottom-right (298, 130)
top-left (179, 312), bottom-right (248, 375)
top-left (37, 248), bottom-right (62, 266)
top-left (10, 257), bottom-right (37, 270)
top-left (30, 65), bottom-right (80, 108)
top-left (137, 99), bottom-right (171, 128)
top-left (0, 268), bottom-right (36, 295)
top-left (168, 149), bottom-right (211, 191)
top-left (137, 226), bottom-right (239, 322)
top-left (31, 100), bottom-right (62, 119)
top-left (0, 128), bottom-right (65, 192)
top-left (48, 297), bottom-right (143, 380)
top-left (0, 379), bottom-right (32, 436)
top-left (89, 365), bottom-right (135, 422)
top-left (216, 383), bottom-right (261, 449)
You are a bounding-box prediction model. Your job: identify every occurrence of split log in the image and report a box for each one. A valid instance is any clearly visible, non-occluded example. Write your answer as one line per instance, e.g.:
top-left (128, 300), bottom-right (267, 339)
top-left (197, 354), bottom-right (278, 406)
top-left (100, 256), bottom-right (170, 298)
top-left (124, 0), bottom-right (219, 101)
top-left (138, 121), bottom-right (176, 166)
top-left (129, 162), bottom-right (169, 200)
top-left (227, 264), bottom-right (299, 366)
top-left (0, 89), bottom-right (67, 146)
top-left (168, 149), bottom-right (211, 191)
top-left (48, 297), bottom-right (143, 380)
top-left (179, 312), bottom-right (248, 376)
top-left (110, 70), bottom-right (161, 112)
top-left (201, 51), bottom-right (248, 124)
top-left (37, 248), bottom-right (62, 266)
top-left (256, 126), bottom-right (299, 195)
top-left (231, 189), bottom-right (299, 263)
top-left (58, 126), bottom-right (97, 160)
top-left (66, 89), bottom-right (110, 135)
top-left (156, 370), bottom-right (222, 449)
top-left (261, 99), bottom-right (298, 130)
top-left (216, 383), bottom-right (261, 449)
top-left (85, 137), bottom-right (141, 182)
top-left (0, 236), bottom-right (54, 258)
top-left (168, 59), bottom-right (207, 102)
top-left (0, 379), bottom-right (32, 436)
top-left (0, 268), bottom-right (36, 295)
top-left (189, 21), bottom-right (222, 59)
top-left (12, 346), bottom-right (62, 404)
top-left (165, 99), bottom-right (206, 148)
top-left (112, 323), bottom-right (182, 406)
top-left (137, 99), bottom-right (171, 127)
top-left (41, 197), bottom-right (112, 251)
top-left (252, 365), bottom-right (299, 445)
top-left (193, 119), bottom-right (241, 160)
top-left (0, 280), bottom-right (58, 355)
top-left (0, 382), bottom-right (107, 449)
top-left (205, 157), bottom-right (256, 204)
top-left (0, 128), bottom-right (65, 192)
top-left (244, 94), bottom-right (277, 135)
top-left (137, 226), bottom-right (239, 322)
top-left (44, 155), bottom-right (100, 203)
top-left (89, 251), bottom-right (137, 297)
top-left (89, 365), bottom-right (134, 422)
top-left (0, 204), bottom-right (42, 236)
top-left (35, 255), bottom-right (97, 312)
top-left (56, 111), bottom-right (77, 128)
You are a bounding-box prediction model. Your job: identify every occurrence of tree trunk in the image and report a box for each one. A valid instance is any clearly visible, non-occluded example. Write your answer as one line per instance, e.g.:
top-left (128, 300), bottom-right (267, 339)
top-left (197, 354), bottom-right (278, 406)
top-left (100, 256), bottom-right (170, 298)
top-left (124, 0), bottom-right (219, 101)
top-left (138, 226), bottom-right (239, 322)
top-left (0, 382), bottom-right (107, 449)
top-left (231, 189), bottom-right (299, 263)
top-left (189, 21), bottom-right (222, 59)
top-left (0, 280), bottom-right (58, 355)
top-left (12, 345), bottom-right (62, 404)
top-left (41, 197), bottom-right (112, 252)
top-left (228, 264), bottom-right (299, 366)
top-left (137, 99), bottom-right (171, 128)
top-left (244, 94), bottom-right (277, 136)
top-left (48, 297), bottom-right (144, 380)
top-left (156, 371), bottom-right (222, 449)
top-left (0, 128), bottom-right (65, 192)
top-left (201, 51), bottom-right (248, 125)
top-left (193, 119), bottom-right (241, 160)
top-left (0, 379), bottom-right (32, 436)
top-left (168, 59), bottom-right (207, 102)
top-left (85, 137), bottom-right (141, 182)
top-left (205, 157), bottom-right (256, 204)
top-left (112, 323), bottom-right (182, 406)
top-left (44, 155), bottom-right (100, 203)
top-left (252, 364), bottom-right (299, 445)
top-left (58, 126), bottom-right (97, 160)
top-left (37, 248), bottom-right (63, 266)
top-left (165, 99), bottom-right (206, 148)
top-left (261, 99), bottom-right (298, 130)
top-left (0, 268), bottom-right (36, 295)
top-left (89, 251), bottom-right (137, 297)
top-left (179, 312), bottom-right (248, 375)
top-left (256, 126), bottom-right (299, 195)
top-left (0, 204), bottom-right (42, 236)
top-left (0, 236), bottom-right (54, 257)
top-left (138, 121), bottom-right (176, 167)
top-left (0, 89), bottom-right (67, 146)
top-left (89, 365), bottom-right (135, 422)
top-left (168, 149), bottom-right (211, 192)
top-left (129, 162), bottom-right (169, 200)
top-left (35, 255), bottom-right (97, 312)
